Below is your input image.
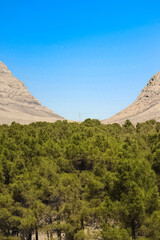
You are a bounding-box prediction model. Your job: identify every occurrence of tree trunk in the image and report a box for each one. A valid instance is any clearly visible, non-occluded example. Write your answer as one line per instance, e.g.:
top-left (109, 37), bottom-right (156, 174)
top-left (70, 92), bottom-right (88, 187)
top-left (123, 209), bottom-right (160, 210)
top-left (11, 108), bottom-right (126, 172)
top-left (27, 231), bottom-right (32, 240)
top-left (50, 231), bottom-right (53, 240)
top-left (36, 228), bottom-right (38, 240)
top-left (131, 221), bottom-right (136, 239)
top-left (81, 218), bottom-right (84, 229)
top-left (47, 231), bottom-right (49, 240)
top-left (57, 230), bottom-right (61, 240)
top-left (20, 232), bottom-right (25, 240)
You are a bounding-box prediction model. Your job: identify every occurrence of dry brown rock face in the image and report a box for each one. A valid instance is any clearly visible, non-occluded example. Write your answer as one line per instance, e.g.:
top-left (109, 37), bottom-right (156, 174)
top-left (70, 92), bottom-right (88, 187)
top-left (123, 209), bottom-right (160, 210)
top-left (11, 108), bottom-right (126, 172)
top-left (102, 72), bottom-right (160, 125)
top-left (0, 61), bottom-right (64, 124)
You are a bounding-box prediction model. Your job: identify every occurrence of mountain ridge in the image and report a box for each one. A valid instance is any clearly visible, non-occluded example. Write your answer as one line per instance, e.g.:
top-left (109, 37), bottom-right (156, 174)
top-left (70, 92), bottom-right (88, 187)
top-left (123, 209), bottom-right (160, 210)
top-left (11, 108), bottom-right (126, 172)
top-left (0, 61), bottom-right (64, 124)
top-left (1, 60), bottom-right (160, 125)
top-left (102, 71), bottom-right (160, 125)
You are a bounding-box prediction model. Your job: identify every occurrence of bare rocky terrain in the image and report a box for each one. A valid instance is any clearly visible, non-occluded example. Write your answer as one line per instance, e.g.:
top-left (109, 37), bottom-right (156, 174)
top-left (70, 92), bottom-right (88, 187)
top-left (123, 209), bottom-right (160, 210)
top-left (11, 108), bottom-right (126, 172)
top-left (102, 72), bottom-right (160, 125)
top-left (0, 61), bottom-right (64, 124)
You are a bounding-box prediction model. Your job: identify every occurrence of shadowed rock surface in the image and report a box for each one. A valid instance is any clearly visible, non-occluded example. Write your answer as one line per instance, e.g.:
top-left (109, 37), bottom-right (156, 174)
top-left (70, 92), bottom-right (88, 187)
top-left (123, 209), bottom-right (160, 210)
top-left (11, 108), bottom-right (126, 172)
top-left (0, 61), bottom-right (64, 124)
top-left (102, 72), bottom-right (160, 125)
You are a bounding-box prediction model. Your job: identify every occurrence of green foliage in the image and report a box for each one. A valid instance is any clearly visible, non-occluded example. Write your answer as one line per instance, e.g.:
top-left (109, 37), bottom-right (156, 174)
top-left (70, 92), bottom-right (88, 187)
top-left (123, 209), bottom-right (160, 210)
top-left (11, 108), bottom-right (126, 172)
top-left (0, 119), bottom-right (160, 239)
top-left (102, 226), bottom-right (131, 240)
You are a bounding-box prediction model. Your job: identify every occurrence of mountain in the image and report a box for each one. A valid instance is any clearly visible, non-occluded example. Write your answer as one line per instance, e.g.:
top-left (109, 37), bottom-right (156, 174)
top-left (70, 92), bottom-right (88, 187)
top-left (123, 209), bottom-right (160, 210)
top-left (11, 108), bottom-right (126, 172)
top-left (0, 61), bottom-right (64, 124)
top-left (102, 72), bottom-right (160, 125)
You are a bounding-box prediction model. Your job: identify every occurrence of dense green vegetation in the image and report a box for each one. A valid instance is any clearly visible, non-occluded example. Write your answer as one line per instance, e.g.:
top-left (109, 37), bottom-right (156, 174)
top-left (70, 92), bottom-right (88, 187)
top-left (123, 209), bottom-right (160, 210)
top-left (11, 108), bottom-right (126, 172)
top-left (0, 119), bottom-right (160, 240)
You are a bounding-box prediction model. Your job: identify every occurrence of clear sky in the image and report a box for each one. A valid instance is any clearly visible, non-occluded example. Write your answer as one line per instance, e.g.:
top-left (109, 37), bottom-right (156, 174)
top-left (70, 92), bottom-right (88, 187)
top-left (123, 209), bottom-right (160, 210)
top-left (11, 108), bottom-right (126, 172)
top-left (0, 0), bottom-right (160, 121)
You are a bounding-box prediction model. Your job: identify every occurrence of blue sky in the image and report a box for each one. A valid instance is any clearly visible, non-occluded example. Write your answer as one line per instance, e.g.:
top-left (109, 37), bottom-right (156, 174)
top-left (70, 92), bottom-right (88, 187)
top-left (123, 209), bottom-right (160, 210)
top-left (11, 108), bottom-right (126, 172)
top-left (0, 0), bottom-right (160, 120)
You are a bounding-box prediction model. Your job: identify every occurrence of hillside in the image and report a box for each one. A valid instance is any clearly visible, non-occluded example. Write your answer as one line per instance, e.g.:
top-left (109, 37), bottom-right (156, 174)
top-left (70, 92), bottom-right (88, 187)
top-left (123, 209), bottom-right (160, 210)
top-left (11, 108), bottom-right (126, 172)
top-left (0, 61), bottom-right (64, 124)
top-left (102, 72), bottom-right (160, 125)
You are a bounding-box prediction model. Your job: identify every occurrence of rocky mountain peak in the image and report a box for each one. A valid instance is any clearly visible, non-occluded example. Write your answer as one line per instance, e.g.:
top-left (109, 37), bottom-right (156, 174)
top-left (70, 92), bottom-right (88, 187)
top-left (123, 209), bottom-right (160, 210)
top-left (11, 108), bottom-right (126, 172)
top-left (0, 61), bottom-right (64, 124)
top-left (145, 72), bottom-right (160, 89)
top-left (0, 61), bottom-right (12, 75)
top-left (102, 71), bottom-right (160, 125)
top-left (137, 72), bottom-right (160, 104)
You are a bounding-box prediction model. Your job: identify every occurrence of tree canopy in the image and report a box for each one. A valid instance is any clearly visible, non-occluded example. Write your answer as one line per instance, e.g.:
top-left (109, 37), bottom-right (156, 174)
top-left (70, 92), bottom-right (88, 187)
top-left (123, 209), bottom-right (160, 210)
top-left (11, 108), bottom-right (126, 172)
top-left (0, 119), bottom-right (160, 240)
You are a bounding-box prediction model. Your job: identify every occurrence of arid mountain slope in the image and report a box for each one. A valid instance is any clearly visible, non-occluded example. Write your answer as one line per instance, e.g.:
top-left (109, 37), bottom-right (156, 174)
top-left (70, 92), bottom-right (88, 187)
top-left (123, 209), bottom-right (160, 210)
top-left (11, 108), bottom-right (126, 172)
top-left (0, 61), bottom-right (64, 124)
top-left (102, 72), bottom-right (160, 125)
